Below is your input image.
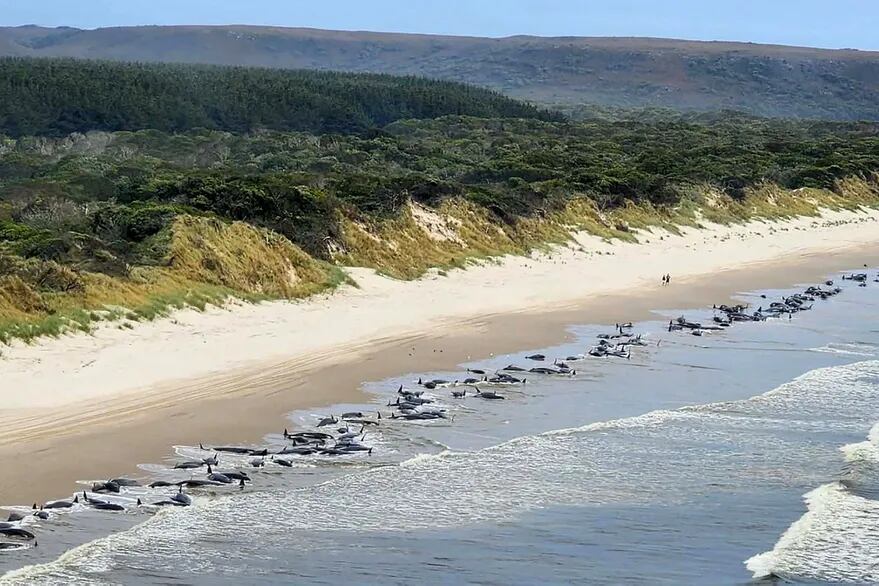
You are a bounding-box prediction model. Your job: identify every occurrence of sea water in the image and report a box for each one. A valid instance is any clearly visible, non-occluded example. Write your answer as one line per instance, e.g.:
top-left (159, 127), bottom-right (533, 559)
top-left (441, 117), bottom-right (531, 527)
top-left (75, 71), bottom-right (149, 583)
top-left (2, 269), bottom-right (879, 585)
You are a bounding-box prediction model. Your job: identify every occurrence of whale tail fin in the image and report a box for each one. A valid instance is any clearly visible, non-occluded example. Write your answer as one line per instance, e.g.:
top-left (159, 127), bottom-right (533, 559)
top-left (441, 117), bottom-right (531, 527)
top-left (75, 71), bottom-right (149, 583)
top-left (32, 503), bottom-right (37, 510)
top-left (136, 498), bottom-right (142, 506)
top-left (74, 495), bottom-right (79, 503)
top-left (199, 443), bottom-right (204, 450)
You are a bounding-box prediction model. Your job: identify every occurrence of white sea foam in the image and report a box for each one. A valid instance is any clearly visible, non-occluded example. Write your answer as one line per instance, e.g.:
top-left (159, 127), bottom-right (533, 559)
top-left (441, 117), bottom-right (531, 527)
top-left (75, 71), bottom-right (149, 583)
top-left (841, 421), bottom-right (879, 463)
top-left (7, 359), bottom-right (879, 584)
top-left (746, 482), bottom-right (879, 583)
top-left (811, 342), bottom-right (879, 357)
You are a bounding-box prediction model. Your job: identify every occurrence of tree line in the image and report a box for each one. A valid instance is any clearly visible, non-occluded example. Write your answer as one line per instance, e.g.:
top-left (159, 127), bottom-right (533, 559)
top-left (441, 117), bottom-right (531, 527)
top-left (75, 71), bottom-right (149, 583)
top-left (0, 57), bottom-right (559, 137)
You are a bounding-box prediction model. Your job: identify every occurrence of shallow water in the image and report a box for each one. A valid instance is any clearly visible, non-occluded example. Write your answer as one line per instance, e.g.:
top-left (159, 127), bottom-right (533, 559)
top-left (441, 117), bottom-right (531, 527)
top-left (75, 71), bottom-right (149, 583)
top-left (3, 270), bottom-right (879, 584)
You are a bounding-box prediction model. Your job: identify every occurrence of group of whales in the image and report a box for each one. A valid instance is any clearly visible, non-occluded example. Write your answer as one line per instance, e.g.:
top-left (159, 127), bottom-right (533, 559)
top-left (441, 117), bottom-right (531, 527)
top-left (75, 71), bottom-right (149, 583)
top-left (0, 412), bottom-right (382, 550)
top-left (668, 277), bottom-right (861, 337)
top-left (392, 352), bottom-right (584, 412)
top-left (3, 271), bottom-right (869, 551)
top-left (6, 346), bottom-right (602, 548)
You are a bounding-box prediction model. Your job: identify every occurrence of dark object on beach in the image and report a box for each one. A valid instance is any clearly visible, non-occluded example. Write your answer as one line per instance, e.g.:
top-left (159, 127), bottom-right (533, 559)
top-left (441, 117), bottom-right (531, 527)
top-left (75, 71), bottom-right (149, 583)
top-left (91, 480), bottom-right (121, 494)
top-left (476, 389), bottom-right (505, 400)
top-left (110, 478), bottom-right (141, 487)
top-left (81, 492), bottom-right (128, 512)
top-left (0, 527), bottom-right (36, 541)
top-left (204, 446), bottom-right (254, 455)
top-left (526, 354), bottom-right (546, 361)
top-left (501, 364), bottom-right (527, 372)
top-left (316, 416), bottom-right (339, 427)
top-left (178, 479), bottom-right (222, 488)
top-left (174, 461), bottom-right (205, 470)
top-left (206, 465), bottom-right (233, 484)
top-left (42, 496), bottom-right (79, 509)
top-left (152, 489), bottom-right (192, 507)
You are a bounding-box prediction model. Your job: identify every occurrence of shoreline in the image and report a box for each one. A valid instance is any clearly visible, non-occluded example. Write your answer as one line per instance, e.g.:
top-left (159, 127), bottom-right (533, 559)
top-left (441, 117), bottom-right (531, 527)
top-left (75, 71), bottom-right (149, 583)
top-left (2, 208), bottom-right (879, 504)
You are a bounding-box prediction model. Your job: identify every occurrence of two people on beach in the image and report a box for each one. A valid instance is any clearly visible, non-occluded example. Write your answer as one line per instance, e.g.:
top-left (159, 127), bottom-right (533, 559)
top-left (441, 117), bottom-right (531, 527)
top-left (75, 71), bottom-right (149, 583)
top-left (661, 273), bottom-right (671, 286)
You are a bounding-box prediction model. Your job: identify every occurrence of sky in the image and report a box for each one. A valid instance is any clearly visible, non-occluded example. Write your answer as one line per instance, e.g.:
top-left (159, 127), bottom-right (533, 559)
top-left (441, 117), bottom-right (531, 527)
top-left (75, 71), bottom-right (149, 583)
top-left (0, 0), bottom-right (876, 51)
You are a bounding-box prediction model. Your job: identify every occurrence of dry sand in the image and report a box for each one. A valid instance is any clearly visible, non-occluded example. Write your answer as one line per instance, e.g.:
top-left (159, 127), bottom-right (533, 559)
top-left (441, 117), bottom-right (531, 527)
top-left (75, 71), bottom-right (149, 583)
top-left (1, 208), bottom-right (879, 504)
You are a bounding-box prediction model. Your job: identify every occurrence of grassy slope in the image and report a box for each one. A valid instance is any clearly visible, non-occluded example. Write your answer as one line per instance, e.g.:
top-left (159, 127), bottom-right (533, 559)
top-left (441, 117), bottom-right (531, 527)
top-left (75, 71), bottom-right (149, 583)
top-left (0, 216), bottom-right (344, 343)
top-left (2, 176), bottom-right (876, 344)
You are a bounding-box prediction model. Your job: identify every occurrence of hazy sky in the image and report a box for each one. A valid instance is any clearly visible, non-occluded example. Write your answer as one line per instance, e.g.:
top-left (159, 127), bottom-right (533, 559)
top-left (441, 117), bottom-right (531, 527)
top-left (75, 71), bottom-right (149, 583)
top-left (1, 0), bottom-right (876, 50)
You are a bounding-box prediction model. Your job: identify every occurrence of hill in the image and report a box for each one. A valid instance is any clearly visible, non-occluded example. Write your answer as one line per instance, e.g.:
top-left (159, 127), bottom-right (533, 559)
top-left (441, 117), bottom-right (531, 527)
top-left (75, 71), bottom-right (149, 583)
top-left (0, 57), bottom-right (555, 137)
top-left (2, 25), bottom-right (879, 119)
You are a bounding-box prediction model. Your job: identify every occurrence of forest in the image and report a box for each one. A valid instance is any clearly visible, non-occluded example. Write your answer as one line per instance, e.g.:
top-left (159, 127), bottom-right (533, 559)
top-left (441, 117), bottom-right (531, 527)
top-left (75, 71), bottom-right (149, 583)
top-left (0, 57), bottom-right (877, 340)
top-left (0, 57), bottom-right (557, 136)
top-left (2, 113), bottom-right (878, 271)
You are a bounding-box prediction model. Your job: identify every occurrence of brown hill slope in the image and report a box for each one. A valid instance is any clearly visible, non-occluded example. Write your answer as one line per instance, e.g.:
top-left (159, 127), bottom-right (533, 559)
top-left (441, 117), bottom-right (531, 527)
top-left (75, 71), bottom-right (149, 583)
top-left (3, 25), bottom-right (879, 119)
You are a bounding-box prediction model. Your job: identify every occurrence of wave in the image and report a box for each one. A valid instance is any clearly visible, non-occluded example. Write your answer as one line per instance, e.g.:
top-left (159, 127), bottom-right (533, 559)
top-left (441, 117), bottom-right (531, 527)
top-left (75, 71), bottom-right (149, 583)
top-left (840, 421), bottom-right (879, 464)
top-left (6, 359), bottom-right (879, 584)
top-left (811, 342), bottom-right (879, 357)
top-left (748, 417), bottom-right (879, 583)
top-left (746, 482), bottom-right (879, 583)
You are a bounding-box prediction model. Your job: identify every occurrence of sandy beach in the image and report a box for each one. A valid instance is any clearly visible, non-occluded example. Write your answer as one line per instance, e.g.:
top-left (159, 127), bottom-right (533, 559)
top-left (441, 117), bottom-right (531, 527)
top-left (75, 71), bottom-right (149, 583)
top-left (2, 208), bottom-right (879, 505)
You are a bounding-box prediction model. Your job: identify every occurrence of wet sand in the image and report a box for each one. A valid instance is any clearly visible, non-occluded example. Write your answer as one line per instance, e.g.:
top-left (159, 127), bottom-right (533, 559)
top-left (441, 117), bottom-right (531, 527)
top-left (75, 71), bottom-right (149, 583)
top-left (3, 242), bottom-right (879, 506)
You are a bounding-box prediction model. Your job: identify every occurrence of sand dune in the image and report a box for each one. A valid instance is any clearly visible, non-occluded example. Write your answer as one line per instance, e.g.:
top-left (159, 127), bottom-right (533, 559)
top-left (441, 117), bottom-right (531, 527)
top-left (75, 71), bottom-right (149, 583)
top-left (2, 208), bottom-right (878, 410)
top-left (0, 208), bottom-right (878, 503)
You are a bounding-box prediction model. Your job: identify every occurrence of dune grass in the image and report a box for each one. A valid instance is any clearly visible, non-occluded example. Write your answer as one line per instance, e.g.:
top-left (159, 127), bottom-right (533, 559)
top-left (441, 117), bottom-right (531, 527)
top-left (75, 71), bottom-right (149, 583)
top-left (0, 216), bottom-right (345, 344)
top-left (1, 177), bottom-right (877, 344)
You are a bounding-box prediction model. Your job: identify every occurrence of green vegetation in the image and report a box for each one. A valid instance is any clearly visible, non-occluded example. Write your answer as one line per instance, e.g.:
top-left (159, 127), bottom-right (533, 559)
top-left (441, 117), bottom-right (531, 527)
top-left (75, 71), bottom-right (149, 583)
top-left (0, 57), bottom-right (558, 137)
top-left (0, 59), bottom-right (878, 343)
top-left (3, 26), bottom-right (879, 121)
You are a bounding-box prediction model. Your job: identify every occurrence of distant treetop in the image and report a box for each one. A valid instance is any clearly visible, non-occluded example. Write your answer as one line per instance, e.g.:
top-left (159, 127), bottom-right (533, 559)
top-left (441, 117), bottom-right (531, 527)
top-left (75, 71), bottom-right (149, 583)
top-left (0, 57), bottom-right (560, 137)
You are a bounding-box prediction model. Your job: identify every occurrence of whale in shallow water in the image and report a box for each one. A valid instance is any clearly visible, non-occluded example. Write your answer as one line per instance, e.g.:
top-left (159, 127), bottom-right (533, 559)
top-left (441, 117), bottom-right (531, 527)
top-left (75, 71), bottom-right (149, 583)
top-left (272, 457), bottom-right (293, 467)
top-left (42, 496), bottom-right (79, 509)
top-left (476, 389), bottom-right (505, 400)
top-left (91, 480), bottom-right (121, 494)
top-left (171, 488), bottom-right (191, 506)
top-left (0, 527), bottom-right (35, 541)
top-left (206, 465), bottom-right (233, 484)
top-left (174, 460), bottom-right (206, 470)
top-left (81, 492), bottom-right (131, 512)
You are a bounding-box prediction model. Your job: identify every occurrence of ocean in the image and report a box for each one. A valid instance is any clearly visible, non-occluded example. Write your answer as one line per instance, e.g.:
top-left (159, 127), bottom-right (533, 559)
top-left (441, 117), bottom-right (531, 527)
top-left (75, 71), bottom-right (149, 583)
top-left (2, 268), bottom-right (879, 584)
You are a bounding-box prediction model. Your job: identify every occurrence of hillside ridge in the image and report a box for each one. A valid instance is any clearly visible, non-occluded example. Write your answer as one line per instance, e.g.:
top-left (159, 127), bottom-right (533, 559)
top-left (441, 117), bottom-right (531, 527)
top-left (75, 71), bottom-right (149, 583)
top-left (3, 25), bottom-right (879, 119)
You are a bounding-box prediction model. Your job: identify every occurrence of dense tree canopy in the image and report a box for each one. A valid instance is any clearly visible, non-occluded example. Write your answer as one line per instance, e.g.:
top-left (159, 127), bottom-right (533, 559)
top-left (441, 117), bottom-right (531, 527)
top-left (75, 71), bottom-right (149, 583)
top-left (1, 113), bottom-right (877, 273)
top-left (0, 57), bottom-right (558, 137)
